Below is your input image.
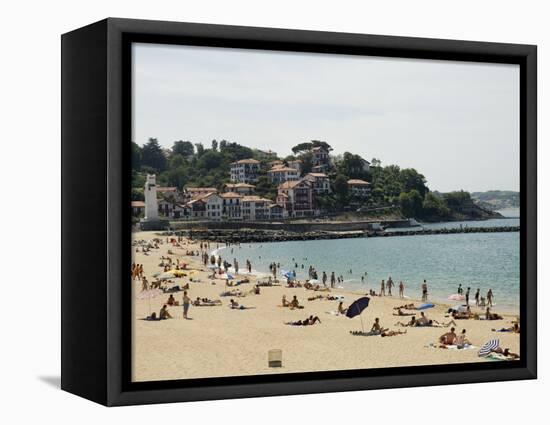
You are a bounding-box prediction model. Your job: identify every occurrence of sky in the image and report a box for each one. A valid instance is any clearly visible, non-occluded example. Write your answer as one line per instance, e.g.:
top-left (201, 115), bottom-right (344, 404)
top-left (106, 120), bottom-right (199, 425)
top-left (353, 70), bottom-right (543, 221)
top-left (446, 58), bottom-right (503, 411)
top-left (132, 43), bottom-right (520, 193)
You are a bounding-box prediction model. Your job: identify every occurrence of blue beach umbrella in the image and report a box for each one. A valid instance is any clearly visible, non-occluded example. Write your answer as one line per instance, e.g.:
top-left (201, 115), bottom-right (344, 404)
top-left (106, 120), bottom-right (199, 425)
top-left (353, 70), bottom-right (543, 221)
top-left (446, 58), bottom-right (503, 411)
top-left (346, 297), bottom-right (371, 332)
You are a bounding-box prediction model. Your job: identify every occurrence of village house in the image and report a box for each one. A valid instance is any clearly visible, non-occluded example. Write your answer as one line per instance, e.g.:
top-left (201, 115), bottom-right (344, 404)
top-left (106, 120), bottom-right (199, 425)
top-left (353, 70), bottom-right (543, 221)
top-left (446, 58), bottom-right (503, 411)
top-left (268, 203), bottom-right (285, 220)
top-left (184, 187), bottom-right (217, 202)
top-left (224, 182), bottom-right (255, 195)
top-left (201, 192), bottom-right (224, 220)
top-left (220, 192), bottom-right (242, 220)
top-left (267, 166), bottom-right (300, 185)
top-left (304, 172), bottom-right (331, 194)
top-left (241, 196), bottom-right (272, 221)
top-left (347, 179), bottom-right (371, 198)
top-left (277, 179), bottom-right (317, 217)
top-left (312, 146), bottom-right (330, 170)
top-left (230, 158), bottom-right (261, 184)
top-left (268, 159), bottom-right (284, 169)
top-left (187, 198), bottom-right (206, 218)
top-left (287, 159), bottom-right (302, 174)
top-left (131, 200), bottom-right (145, 217)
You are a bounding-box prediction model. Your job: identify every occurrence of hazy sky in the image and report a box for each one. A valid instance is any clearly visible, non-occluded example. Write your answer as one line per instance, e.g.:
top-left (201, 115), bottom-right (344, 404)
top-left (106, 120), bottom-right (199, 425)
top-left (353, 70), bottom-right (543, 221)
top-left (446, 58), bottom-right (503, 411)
top-left (133, 43), bottom-right (519, 192)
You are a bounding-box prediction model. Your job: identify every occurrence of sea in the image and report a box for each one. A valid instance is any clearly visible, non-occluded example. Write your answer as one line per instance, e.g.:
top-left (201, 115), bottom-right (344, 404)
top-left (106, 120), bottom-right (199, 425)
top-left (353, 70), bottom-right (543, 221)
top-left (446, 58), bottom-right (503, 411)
top-left (213, 209), bottom-right (520, 313)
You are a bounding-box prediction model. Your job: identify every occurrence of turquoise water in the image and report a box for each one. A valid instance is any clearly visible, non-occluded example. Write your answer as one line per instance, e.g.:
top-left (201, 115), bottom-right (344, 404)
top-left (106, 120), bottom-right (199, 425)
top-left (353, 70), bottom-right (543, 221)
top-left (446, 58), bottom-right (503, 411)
top-left (216, 225), bottom-right (520, 313)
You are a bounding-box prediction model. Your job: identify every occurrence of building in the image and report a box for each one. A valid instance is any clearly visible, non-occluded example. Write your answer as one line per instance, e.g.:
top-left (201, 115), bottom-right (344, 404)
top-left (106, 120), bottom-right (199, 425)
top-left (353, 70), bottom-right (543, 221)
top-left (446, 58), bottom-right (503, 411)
top-left (230, 158), bottom-right (261, 184)
top-left (287, 159), bottom-right (302, 174)
top-left (220, 192), bottom-right (242, 220)
top-left (187, 198), bottom-right (206, 218)
top-left (224, 183), bottom-right (255, 195)
top-left (131, 200), bottom-right (145, 217)
top-left (277, 179), bottom-right (317, 217)
top-left (156, 186), bottom-right (179, 200)
top-left (312, 146), bottom-right (330, 166)
top-left (304, 172), bottom-right (331, 194)
top-left (201, 192), bottom-right (224, 220)
top-left (268, 159), bottom-right (284, 169)
top-left (241, 196), bottom-right (272, 221)
top-left (267, 166), bottom-right (300, 185)
top-left (268, 203), bottom-right (285, 220)
top-left (347, 179), bottom-right (371, 198)
top-left (184, 187), bottom-right (217, 202)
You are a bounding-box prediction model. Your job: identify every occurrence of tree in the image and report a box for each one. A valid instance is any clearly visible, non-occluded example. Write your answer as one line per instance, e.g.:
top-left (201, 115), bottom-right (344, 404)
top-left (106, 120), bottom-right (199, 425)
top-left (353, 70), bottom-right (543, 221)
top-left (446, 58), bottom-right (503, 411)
top-left (194, 143), bottom-right (205, 157)
top-left (337, 152), bottom-right (369, 180)
top-left (198, 150), bottom-right (222, 169)
top-left (443, 190), bottom-right (472, 209)
top-left (332, 174), bottom-right (349, 203)
top-left (400, 168), bottom-right (428, 198)
top-left (131, 142), bottom-right (142, 168)
top-left (172, 140), bottom-right (194, 157)
top-left (141, 138), bottom-right (167, 171)
top-left (291, 142), bottom-right (313, 155)
top-left (255, 176), bottom-right (277, 200)
top-left (131, 188), bottom-right (144, 201)
top-left (399, 190), bottom-right (423, 218)
top-left (423, 192), bottom-right (450, 218)
top-left (211, 139), bottom-right (218, 151)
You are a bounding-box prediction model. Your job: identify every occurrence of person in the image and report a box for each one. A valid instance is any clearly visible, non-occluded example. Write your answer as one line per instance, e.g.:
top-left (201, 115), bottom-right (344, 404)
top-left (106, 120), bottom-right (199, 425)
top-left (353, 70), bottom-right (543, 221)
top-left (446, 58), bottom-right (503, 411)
top-left (330, 272), bottom-right (336, 288)
top-left (457, 284), bottom-right (463, 295)
top-left (395, 316), bottom-right (416, 327)
top-left (182, 290), bottom-right (191, 319)
top-left (381, 329), bottom-right (407, 337)
top-left (338, 301), bottom-right (347, 315)
top-left (493, 322), bottom-right (520, 333)
top-left (281, 295), bottom-right (290, 307)
top-left (491, 346), bottom-right (520, 359)
top-left (421, 280), bottom-right (428, 302)
top-left (386, 277), bottom-right (394, 296)
top-left (166, 294), bottom-right (176, 306)
top-left (416, 311), bottom-right (430, 326)
top-left (399, 281), bottom-right (405, 298)
top-left (289, 295), bottom-right (301, 309)
top-left (159, 304), bottom-right (172, 320)
top-left (322, 271), bottom-right (327, 287)
top-left (455, 329), bottom-right (470, 348)
top-left (393, 308), bottom-right (414, 317)
top-left (371, 318), bottom-right (388, 335)
top-left (380, 280), bottom-right (385, 296)
top-left (475, 288), bottom-right (480, 306)
top-left (141, 277), bottom-right (149, 292)
top-left (485, 307), bottom-right (503, 320)
top-left (439, 327), bottom-right (457, 346)
top-left (307, 315), bottom-right (322, 325)
top-left (487, 289), bottom-right (494, 307)
top-left (465, 287), bottom-right (471, 305)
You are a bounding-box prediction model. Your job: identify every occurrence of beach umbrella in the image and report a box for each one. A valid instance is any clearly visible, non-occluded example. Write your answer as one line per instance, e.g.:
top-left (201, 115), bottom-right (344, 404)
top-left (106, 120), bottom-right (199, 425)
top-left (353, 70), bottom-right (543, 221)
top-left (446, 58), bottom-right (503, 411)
top-left (417, 303), bottom-right (434, 310)
top-left (478, 339), bottom-right (500, 357)
top-left (345, 297), bottom-right (371, 332)
top-left (137, 288), bottom-right (163, 315)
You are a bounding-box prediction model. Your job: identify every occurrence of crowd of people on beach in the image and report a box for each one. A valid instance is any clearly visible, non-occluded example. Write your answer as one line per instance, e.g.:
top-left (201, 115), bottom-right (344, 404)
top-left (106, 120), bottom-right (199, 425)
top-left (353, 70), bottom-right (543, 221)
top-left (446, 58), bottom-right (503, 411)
top-left (133, 234), bottom-right (520, 363)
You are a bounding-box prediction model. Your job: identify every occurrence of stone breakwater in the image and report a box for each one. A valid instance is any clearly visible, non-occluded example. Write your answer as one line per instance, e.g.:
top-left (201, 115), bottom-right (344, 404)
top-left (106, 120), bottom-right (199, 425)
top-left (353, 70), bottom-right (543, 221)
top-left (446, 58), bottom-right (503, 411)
top-left (172, 225), bottom-right (520, 244)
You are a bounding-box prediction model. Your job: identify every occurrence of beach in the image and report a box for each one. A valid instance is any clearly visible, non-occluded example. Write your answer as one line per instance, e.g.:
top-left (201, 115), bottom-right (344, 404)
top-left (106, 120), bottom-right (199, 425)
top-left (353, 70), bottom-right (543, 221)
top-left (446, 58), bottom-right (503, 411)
top-left (132, 231), bottom-right (520, 383)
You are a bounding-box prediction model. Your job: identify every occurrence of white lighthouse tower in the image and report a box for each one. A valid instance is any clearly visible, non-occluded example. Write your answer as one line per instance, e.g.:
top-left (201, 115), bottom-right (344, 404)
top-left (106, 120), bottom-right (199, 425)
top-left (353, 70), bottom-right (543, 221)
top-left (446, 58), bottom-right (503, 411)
top-left (143, 174), bottom-right (159, 221)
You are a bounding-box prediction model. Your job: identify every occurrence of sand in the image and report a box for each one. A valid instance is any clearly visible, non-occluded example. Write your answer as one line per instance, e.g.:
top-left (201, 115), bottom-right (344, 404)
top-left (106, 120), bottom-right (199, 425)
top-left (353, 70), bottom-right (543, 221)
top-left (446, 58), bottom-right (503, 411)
top-left (131, 231), bottom-right (520, 382)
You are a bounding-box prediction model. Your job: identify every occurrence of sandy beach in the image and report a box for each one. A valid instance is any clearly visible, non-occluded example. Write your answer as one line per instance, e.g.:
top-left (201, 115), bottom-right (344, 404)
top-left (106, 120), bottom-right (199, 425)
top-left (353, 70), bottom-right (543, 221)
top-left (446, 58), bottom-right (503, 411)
top-left (132, 231), bottom-right (520, 382)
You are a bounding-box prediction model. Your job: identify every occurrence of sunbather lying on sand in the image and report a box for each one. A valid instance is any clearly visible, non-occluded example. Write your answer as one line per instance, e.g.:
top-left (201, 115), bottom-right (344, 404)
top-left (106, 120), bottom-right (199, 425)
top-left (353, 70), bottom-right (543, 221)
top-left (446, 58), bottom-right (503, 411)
top-left (193, 297), bottom-right (221, 306)
top-left (394, 303), bottom-right (416, 310)
top-left (308, 294), bottom-right (325, 301)
top-left (492, 322), bottom-right (520, 333)
top-left (491, 346), bottom-right (520, 359)
top-left (229, 299), bottom-right (254, 310)
top-left (486, 307), bottom-right (503, 320)
top-left (393, 308), bottom-right (414, 317)
top-left (285, 315), bottom-right (322, 326)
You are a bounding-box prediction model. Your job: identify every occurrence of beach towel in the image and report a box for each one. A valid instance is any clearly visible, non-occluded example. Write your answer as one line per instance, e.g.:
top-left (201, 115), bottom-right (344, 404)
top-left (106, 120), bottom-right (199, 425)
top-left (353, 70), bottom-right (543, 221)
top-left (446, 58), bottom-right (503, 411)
top-left (425, 343), bottom-right (476, 350)
top-left (350, 331), bottom-right (379, 337)
top-left (325, 310), bottom-right (341, 316)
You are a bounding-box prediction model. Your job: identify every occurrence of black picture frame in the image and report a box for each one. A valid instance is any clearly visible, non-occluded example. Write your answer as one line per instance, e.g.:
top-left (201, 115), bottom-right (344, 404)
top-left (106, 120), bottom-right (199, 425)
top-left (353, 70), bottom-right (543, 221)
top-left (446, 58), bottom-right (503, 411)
top-left (61, 18), bottom-right (537, 406)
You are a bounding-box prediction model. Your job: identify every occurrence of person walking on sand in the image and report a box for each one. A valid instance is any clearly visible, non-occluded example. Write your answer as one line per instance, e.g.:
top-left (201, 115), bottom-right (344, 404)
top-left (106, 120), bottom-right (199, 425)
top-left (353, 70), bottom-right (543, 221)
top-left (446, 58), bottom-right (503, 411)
top-left (182, 290), bottom-right (191, 319)
top-left (387, 277), bottom-right (394, 296)
top-left (322, 271), bottom-right (327, 287)
top-left (399, 281), bottom-right (405, 298)
top-left (421, 280), bottom-right (428, 302)
top-left (465, 287), bottom-right (471, 305)
top-left (475, 288), bottom-right (480, 306)
top-left (380, 280), bottom-right (385, 296)
top-left (330, 272), bottom-right (336, 289)
top-left (487, 289), bottom-right (494, 307)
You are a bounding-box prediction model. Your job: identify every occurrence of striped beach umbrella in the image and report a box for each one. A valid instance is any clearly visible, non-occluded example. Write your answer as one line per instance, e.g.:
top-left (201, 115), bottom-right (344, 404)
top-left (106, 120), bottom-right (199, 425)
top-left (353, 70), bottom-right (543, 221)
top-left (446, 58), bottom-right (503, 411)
top-left (478, 339), bottom-right (500, 357)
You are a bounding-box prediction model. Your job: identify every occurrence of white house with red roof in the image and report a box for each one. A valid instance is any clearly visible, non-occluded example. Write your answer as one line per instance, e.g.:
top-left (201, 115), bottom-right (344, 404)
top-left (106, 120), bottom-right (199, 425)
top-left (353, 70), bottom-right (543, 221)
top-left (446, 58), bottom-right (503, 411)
top-left (230, 158), bottom-right (261, 184)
